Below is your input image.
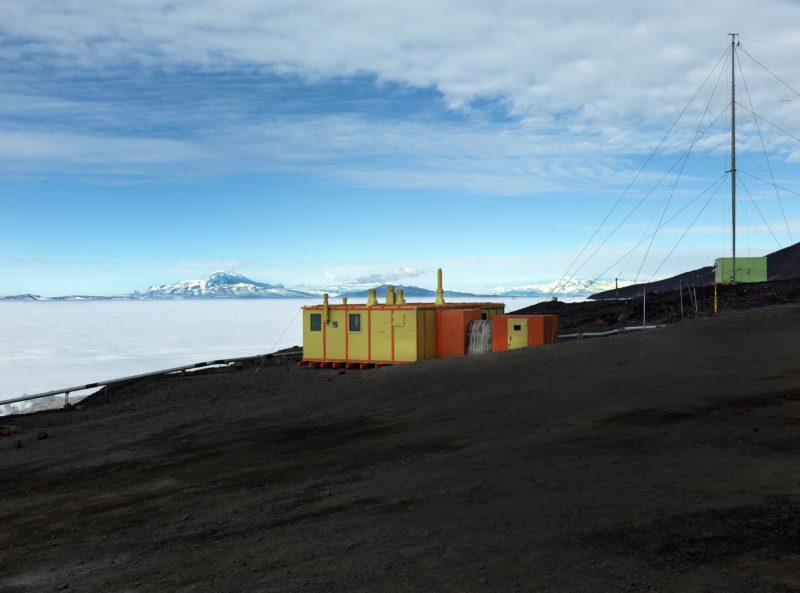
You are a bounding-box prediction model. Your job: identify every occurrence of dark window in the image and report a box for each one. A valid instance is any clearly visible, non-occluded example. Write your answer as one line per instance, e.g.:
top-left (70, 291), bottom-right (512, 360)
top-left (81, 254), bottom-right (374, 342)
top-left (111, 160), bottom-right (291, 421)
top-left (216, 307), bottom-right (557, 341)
top-left (332, 321), bottom-right (338, 329)
top-left (513, 324), bottom-right (522, 331)
top-left (481, 312), bottom-right (487, 320)
top-left (310, 313), bottom-right (322, 331)
top-left (349, 313), bottom-right (361, 332)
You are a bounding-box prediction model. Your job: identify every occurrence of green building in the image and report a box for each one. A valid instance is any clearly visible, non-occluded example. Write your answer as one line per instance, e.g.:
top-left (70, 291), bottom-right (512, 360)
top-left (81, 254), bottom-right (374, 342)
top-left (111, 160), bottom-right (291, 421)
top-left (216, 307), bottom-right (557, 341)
top-left (714, 256), bottom-right (768, 283)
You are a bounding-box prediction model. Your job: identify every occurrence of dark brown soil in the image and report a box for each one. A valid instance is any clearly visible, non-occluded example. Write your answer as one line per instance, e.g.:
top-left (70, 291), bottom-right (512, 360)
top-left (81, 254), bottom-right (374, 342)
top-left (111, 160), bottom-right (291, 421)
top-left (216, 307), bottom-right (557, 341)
top-left (513, 277), bottom-right (800, 332)
top-left (3, 305), bottom-right (800, 592)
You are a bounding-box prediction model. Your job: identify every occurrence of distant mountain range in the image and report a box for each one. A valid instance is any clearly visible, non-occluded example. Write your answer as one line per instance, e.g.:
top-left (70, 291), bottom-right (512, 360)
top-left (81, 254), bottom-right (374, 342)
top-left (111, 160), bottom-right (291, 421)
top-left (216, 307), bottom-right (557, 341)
top-left (338, 284), bottom-right (478, 298)
top-left (0, 293), bottom-right (125, 302)
top-left (0, 270), bottom-right (613, 301)
top-left (131, 271), bottom-right (311, 299)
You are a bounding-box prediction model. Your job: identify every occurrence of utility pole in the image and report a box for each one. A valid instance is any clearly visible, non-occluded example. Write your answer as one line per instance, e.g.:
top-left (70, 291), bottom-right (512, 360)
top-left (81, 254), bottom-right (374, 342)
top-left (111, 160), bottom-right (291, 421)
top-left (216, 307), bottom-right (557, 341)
top-left (730, 33), bottom-right (738, 283)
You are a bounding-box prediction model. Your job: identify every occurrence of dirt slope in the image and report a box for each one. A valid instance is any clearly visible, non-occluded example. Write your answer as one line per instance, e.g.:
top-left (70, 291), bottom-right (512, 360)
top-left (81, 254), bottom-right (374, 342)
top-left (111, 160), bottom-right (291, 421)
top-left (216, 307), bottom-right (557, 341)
top-left (3, 305), bottom-right (800, 593)
top-left (514, 277), bottom-right (800, 332)
top-left (589, 240), bottom-right (800, 300)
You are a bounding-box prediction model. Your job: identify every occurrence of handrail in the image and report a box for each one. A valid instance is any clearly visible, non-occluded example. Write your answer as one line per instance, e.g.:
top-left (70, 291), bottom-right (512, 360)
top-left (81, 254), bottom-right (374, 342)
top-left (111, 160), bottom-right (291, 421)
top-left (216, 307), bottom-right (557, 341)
top-left (0, 349), bottom-right (303, 408)
top-left (558, 325), bottom-right (662, 340)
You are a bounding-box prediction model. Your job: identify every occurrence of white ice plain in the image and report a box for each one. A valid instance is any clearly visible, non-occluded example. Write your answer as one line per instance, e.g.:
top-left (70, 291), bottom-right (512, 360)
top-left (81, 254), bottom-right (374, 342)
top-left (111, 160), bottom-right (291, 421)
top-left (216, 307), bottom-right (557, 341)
top-left (0, 296), bottom-right (544, 413)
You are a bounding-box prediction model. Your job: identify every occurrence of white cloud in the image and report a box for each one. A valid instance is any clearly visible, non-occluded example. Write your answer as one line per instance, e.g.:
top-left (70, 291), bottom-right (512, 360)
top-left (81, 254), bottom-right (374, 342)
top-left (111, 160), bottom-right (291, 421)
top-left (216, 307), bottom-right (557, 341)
top-left (3, 1), bottom-right (799, 117)
top-left (353, 266), bottom-right (427, 284)
top-left (3, 0), bottom-right (800, 193)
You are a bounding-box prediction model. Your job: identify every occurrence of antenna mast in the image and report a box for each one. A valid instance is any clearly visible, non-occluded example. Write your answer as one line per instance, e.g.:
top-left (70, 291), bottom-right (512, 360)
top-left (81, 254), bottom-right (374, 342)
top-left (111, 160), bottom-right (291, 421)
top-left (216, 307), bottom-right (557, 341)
top-left (730, 33), bottom-right (738, 283)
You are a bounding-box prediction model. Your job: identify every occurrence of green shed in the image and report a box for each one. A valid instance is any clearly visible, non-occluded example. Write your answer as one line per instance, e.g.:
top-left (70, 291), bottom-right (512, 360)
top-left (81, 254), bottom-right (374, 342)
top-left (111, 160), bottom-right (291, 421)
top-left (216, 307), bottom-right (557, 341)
top-left (714, 257), bottom-right (767, 283)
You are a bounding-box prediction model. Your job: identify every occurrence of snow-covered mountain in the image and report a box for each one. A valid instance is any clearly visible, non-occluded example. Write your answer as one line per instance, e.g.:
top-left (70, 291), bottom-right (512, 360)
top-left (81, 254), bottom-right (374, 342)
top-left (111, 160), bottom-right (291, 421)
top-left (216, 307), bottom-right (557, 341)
top-left (476, 278), bottom-right (627, 298)
top-left (0, 274), bottom-right (627, 301)
top-left (0, 294), bottom-right (120, 301)
top-left (337, 284), bottom-right (479, 298)
top-left (131, 271), bottom-right (313, 299)
top-left (0, 293), bottom-right (48, 301)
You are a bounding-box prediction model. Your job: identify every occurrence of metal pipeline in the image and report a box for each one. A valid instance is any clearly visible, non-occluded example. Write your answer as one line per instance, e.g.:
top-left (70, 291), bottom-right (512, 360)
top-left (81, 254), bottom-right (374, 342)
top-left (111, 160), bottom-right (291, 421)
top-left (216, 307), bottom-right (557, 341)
top-left (0, 349), bottom-right (304, 409)
top-left (558, 325), bottom-right (662, 340)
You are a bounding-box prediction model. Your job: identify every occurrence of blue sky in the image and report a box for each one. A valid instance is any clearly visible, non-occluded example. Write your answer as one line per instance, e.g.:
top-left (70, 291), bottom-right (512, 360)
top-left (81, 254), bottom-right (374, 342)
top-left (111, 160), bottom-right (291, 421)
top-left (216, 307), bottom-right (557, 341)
top-left (2, 1), bottom-right (800, 295)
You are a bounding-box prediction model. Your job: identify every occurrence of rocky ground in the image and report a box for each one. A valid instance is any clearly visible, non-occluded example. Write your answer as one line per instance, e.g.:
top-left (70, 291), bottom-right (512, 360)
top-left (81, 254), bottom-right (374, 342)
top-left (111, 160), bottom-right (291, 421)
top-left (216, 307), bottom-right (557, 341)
top-left (514, 277), bottom-right (800, 332)
top-left (3, 304), bottom-right (800, 592)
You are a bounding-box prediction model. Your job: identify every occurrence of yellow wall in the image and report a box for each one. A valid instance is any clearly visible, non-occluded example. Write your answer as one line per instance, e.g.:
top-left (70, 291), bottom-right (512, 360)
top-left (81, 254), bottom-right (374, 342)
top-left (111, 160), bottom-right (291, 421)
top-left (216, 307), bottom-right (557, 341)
top-left (302, 308), bottom-right (324, 359)
top-left (393, 309), bottom-right (417, 362)
top-left (507, 317), bottom-right (528, 350)
top-left (347, 308), bottom-right (369, 361)
top-left (324, 308), bottom-right (347, 360)
top-left (370, 310), bottom-right (392, 361)
top-left (304, 303), bottom-right (503, 363)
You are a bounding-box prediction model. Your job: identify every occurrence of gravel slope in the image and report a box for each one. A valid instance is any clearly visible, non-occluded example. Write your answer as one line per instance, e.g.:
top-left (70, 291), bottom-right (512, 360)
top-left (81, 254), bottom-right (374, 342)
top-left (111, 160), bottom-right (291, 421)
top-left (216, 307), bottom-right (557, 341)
top-left (3, 305), bottom-right (800, 592)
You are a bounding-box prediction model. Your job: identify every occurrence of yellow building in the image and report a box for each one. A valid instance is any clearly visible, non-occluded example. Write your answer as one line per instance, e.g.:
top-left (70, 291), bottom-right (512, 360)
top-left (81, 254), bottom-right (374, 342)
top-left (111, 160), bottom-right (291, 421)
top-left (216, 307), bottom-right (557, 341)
top-left (299, 270), bottom-right (505, 368)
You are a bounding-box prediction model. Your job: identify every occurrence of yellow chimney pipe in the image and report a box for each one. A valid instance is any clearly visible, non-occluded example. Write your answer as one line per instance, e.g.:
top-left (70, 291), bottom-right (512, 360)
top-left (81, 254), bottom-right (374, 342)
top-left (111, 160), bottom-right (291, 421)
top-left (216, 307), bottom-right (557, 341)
top-left (342, 297), bottom-right (348, 305)
top-left (366, 289), bottom-right (377, 307)
top-left (435, 268), bottom-right (445, 305)
top-left (396, 289), bottom-right (405, 304)
top-left (386, 284), bottom-right (395, 305)
top-left (322, 293), bottom-right (330, 323)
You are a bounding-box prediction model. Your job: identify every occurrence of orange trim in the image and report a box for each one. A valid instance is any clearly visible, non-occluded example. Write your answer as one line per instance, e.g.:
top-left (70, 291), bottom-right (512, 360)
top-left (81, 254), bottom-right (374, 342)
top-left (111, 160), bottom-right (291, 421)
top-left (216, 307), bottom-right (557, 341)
top-left (422, 310), bottom-right (427, 359)
top-left (302, 358), bottom-right (411, 364)
top-left (304, 302), bottom-right (504, 311)
top-left (344, 305), bottom-right (349, 361)
top-left (390, 310), bottom-right (395, 362)
top-left (415, 308), bottom-right (420, 361)
top-left (367, 308), bottom-right (372, 361)
top-left (322, 314), bottom-right (327, 360)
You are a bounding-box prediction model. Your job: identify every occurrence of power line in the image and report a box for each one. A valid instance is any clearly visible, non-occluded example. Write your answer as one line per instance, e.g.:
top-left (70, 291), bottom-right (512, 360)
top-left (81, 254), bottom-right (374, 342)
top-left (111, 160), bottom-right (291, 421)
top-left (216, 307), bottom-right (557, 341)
top-left (739, 37), bottom-right (800, 50)
top-left (555, 99), bottom-right (732, 295)
top-left (633, 49), bottom-right (730, 285)
top-left (739, 169), bottom-right (800, 199)
top-left (571, 173), bottom-right (728, 297)
top-left (736, 54), bottom-right (792, 244)
top-left (735, 101), bottom-right (800, 145)
top-left (550, 46), bottom-right (730, 297)
top-left (740, 46), bottom-right (800, 101)
top-left (556, 68), bottom-right (733, 296)
top-left (557, 147), bottom-right (701, 295)
top-left (737, 173), bottom-right (783, 248)
top-left (648, 174), bottom-right (726, 282)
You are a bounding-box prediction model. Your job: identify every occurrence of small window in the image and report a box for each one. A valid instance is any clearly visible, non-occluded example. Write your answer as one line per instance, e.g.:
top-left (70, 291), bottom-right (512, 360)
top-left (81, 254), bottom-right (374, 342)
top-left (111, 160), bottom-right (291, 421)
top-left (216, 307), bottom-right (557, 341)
top-left (513, 324), bottom-right (522, 331)
top-left (481, 312), bottom-right (487, 320)
top-left (310, 313), bottom-right (322, 332)
top-left (349, 313), bottom-right (361, 332)
top-left (332, 321), bottom-right (338, 329)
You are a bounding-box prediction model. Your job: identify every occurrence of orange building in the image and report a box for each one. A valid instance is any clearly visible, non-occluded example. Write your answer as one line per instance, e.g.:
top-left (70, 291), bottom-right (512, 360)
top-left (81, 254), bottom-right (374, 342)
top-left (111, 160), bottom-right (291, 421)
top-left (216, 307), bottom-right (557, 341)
top-left (298, 269), bottom-right (557, 368)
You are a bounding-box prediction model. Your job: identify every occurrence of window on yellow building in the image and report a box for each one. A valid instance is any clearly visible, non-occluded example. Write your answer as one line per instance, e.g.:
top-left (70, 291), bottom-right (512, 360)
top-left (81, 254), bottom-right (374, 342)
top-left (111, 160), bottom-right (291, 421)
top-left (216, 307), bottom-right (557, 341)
top-left (310, 313), bottom-right (322, 331)
top-left (348, 313), bottom-right (361, 332)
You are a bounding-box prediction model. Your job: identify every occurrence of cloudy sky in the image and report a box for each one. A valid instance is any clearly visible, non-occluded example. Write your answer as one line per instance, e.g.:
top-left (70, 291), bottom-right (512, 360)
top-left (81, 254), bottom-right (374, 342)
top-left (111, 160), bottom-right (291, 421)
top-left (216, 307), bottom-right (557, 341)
top-left (2, 0), bottom-right (800, 295)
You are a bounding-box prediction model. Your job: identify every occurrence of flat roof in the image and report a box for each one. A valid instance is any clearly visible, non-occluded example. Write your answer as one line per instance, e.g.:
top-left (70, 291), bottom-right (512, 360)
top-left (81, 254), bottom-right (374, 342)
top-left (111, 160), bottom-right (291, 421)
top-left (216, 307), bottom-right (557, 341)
top-left (303, 302), bottom-right (505, 310)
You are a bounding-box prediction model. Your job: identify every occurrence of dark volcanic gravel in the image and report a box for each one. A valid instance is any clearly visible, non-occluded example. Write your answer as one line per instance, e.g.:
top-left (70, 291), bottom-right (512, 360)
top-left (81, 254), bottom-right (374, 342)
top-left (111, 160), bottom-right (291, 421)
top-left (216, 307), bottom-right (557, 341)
top-left (2, 305), bottom-right (800, 592)
top-left (512, 277), bottom-right (800, 332)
